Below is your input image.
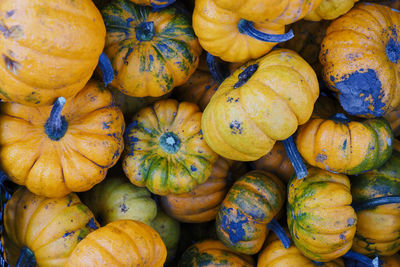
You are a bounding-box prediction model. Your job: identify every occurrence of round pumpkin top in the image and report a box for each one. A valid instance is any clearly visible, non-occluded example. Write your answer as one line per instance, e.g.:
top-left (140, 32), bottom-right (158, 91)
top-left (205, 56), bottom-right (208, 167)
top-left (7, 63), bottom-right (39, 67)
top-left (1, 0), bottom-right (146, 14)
top-left (0, 80), bottom-right (125, 197)
top-left (0, 0), bottom-right (105, 106)
top-left (123, 99), bottom-right (218, 195)
top-left (287, 167), bottom-right (357, 262)
top-left (201, 49), bottom-right (319, 161)
top-left (320, 3), bottom-right (400, 117)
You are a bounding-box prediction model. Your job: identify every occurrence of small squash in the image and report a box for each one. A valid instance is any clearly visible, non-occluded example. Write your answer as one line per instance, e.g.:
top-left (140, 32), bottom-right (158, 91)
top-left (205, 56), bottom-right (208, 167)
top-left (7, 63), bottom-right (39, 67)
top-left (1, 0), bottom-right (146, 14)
top-left (123, 99), bottom-right (218, 195)
top-left (80, 176), bottom-right (157, 226)
top-left (351, 150), bottom-right (400, 256)
top-left (102, 0), bottom-right (202, 97)
top-left (160, 157), bottom-right (231, 223)
top-left (66, 220), bottom-right (167, 267)
top-left (296, 114), bottom-right (393, 175)
top-left (320, 3), bottom-right (400, 117)
top-left (216, 170), bottom-right (286, 255)
top-left (0, 81), bottom-right (125, 198)
top-left (178, 239), bottom-right (254, 267)
top-left (2, 187), bottom-right (99, 267)
top-left (305, 0), bottom-right (359, 21)
top-left (202, 49), bottom-right (319, 161)
top-left (0, 0), bottom-right (106, 106)
top-left (287, 167), bottom-right (357, 262)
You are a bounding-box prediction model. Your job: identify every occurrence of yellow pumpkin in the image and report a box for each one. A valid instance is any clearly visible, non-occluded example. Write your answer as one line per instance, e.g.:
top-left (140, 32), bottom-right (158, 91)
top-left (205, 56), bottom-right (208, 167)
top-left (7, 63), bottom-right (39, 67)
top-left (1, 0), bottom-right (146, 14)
top-left (305, 0), bottom-right (359, 21)
top-left (66, 220), bottom-right (166, 267)
top-left (202, 49), bottom-right (319, 161)
top-left (2, 187), bottom-right (99, 267)
top-left (0, 0), bottom-right (106, 106)
top-left (0, 81), bottom-right (125, 197)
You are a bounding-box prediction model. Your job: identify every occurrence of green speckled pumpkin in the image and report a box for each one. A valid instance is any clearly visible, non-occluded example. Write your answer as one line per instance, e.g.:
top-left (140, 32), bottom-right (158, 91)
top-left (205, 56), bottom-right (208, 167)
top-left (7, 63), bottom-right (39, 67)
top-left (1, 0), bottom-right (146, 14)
top-left (216, 170), bottom-right (286, 255)
top-left (351, 150), bottom-right (400, 256)
top-left (80, 176), bottom-right (157, 226)
top-left (123, 99), bottom-right (218, 195)
top-left (101, 0), bottom-right (202, 97)
top-left (287, 167), bottom-right (357, 262)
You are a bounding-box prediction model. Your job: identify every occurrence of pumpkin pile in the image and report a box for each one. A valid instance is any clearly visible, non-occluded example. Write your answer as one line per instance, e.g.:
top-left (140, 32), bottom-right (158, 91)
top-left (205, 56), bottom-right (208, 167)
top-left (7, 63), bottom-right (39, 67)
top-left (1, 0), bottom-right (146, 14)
top-left (0, 0), bottom-right (399, 266)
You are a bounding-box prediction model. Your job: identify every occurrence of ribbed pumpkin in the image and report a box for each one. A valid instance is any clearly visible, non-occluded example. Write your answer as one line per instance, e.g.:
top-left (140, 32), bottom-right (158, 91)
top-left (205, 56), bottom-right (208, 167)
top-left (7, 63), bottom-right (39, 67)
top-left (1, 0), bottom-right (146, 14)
top-left (2, 187), bottom-right (99, 267)
top-left (216, 170), bottom-right (286, 255)
top-left (102, 0), bottom-right (202, 97)
top-left (213, 0), bottom-right (322, 24)
top-left (202, 49), bottom-right (319, 161)
top-left (0, 81), bottom-right (125, 198)
top-left (178, 239), bottom-right (254, 267)
top-left (66, 220), bottom-right (166, 267)
top-left (0, 0), bottom-right (106, 106)
top-left (160, 157), bottom-right (230, 223)
top-left (385, 108), bottom-right (400, 137)
top-left (129, 0), bottom-right (176, 8)
top-left (305, 0), bottom-right (359, 21)
top-left (80, 176), bottom-right (157, 226)
top-left (351, 150), bottom-right (400, 256)
top-left (123, 99), bottom-right (218, 195)
top-left (320, 3), bottom-right (400, 117)
top-left (252, 142), bottom-right (294, 184)
top-left (296, 114), bottom-right (393, 175)
top-left (287, 167), bottom-right (357, 262)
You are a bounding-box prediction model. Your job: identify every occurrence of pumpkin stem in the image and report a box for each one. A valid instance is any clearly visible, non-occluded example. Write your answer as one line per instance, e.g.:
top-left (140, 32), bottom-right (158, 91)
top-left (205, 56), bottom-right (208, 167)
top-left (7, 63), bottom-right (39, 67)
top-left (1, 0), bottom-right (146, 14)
top-left (330, 113), bottom-right (351, 123)
top-left (44, 97), bottom-right (68, 141)
top-left (352, 196), bottom-right (400, 212)
top-left (136, 21), bottom-right (155, 42)
top-left (234, 64), bottom-right (258, 88)
top-left (98, 52), bottom-right (114, 86)
top-left (237, 19), bottom-right (294, 43)
top-left (16, 247), bottom-right (36, 267)
top-left (267, 218), bottom-right (290, 249)
top-left (283, 136), bottom-right (308, 179)
top-left (342, 250), bottom-right (378, 267)
top-left (159, 132), bottom-right (181, 154)
top-left (206, 53), bottom-right (229, 84)
top-left (151, 0), bottom-right (176, 9)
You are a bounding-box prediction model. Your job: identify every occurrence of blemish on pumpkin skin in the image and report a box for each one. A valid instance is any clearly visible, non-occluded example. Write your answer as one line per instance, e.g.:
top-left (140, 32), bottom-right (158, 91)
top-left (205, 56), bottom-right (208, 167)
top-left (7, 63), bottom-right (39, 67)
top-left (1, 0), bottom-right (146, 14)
top-left (119, 203), bottom-right (128, 213)
top-left (220, 207), bottom-right (248, 244)
top-left (63, 231), bottom-right (74, 238)
top-left (230, 120), bottom-right (243, 135)
top-left (315, 153), bottom-right (327, 163)
top-left (342, 140), bottom-right (347, 150)
top-left (190, 164), bottom-right (197, 171)
top-left (5, 10), bottom-right (16, 18)
top-left (86, 218), bottom-right (98, 230)
top-left (3, 54), bottom-right (21, 75)
top-left (347, 218), bottom-right (355, 227)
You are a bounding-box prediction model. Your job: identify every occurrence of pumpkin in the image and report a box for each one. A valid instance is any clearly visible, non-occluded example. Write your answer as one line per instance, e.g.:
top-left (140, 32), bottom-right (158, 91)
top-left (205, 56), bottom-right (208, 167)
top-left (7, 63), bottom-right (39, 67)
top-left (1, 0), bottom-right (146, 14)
top-left (123, 99), bottom-right (218, 195)
top-left (160, 157), bottom-right (231, 223)
top-left (212, 0), bottom-right (322, 25)
top-left (0, 80), bottom-right (125, 198)
top-left (202, 49), bottom-right (319, 161)
top-left (385, 108), bottom-right (400, 137)
top-left (80, 176), bottom-right (157, 226)
top-left (287, 167), bottom-right (357, 262)
top-left (178, 239), bottom-right (254, 267)
top-left (216, 170), bottom-right (286, 255)
top-left (102, 0), bottom-right (202, 97)
top-left (305, 0), bottom-right (359, 21)
top-left (381, 255), bottom-right (400, 267)
top-left (351, 149), bottom-right (400, 256)
top-left (193, 0), bottom-right (295, 63)
top-left (251, 142), bottom-right (294, 184)
top-left (129, 0), bottom-right (176, 8)
top-left (66, 220), bottom-right (166, 267)
top-left (296, 114), bottom-right (393, 175)
top-left (2, 187), bottom-right (99, 267)
top-left (0, 0), bottom-right (106, 106)
top-left (320, 3), bottom-right (400, 117)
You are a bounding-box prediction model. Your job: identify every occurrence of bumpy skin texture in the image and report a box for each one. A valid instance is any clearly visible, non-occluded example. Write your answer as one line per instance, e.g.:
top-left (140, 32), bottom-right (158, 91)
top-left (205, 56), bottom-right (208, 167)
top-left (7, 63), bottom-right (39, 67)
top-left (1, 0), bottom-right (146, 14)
top-left (3, 188), bottom-right (99, 267)
top-left (258, 239), bottom-right (344, 267)
top-left (102, 0), bottom-right (201, 97)
top-left (287, 168), bottom-right (357, 262)
top-left (0, 81), bottom-right (125, 198)
top-left (178, 239), bottom-right (254, 267)
top-left (351, 150), bottom-right (400, 256)
top-left (160, 157), bottom-right (230, 223)
top-left (66, 220), bottom-right (166, 267)
top-left (123, 99), bottom-right (218, 196)
top-left (320, 3), bottom-right (400, 118)
top-left (202, 49), bottom-right (319, 161)
top-left (0, 0), bottom-right (105, 106)
top-left (80, 176), bottom-right (157, 226)
top-left (305, 0), bottom-right (359, 21)
top-left (213, 0), bottom-right (322, 24)
top-left (193, 0), bottom-right (286, 63)
top-left (296, 117), bottom-right (393, 175)
top-left (216, 170), bottom-right (286, 255)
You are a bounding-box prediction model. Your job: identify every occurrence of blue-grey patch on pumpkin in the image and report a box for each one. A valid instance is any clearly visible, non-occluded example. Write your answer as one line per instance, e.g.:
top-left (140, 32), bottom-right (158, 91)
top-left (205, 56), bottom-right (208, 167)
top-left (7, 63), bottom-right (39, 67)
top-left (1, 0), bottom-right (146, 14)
top-left (63, 231), bottom-right (74, 238)
top-left (86, 218), bottom-right (98, 230)
top-left (386, 26), bottom-right (400, 63)
top-left (220, 207), bottom-right (248, 244)
top-left (230, 120), bottom-right (243, 134)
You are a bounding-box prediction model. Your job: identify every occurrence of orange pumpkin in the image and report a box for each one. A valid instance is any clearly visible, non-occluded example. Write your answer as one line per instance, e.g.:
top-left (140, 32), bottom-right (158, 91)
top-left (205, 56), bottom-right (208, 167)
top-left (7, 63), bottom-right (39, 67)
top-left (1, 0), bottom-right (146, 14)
top-left (0, 0), bottom-right (106, 106)
top-left (0, 81), bottom-right (125, 197)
